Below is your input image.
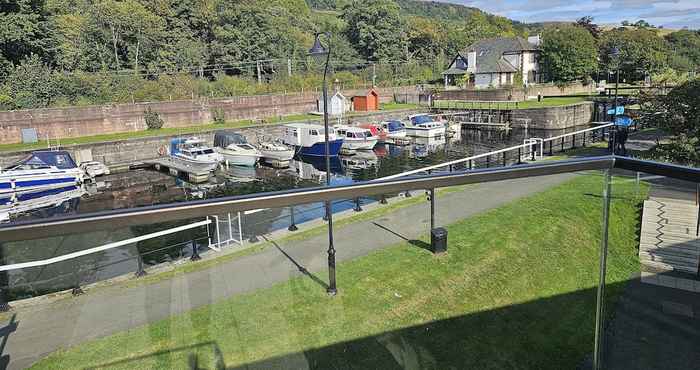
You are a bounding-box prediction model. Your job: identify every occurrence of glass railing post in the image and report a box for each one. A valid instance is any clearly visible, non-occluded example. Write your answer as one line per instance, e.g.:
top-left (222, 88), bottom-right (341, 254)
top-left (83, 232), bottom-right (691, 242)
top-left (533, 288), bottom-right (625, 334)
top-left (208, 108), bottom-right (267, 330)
top-left (288, 206), bottom-right (298, 231)
top-left (429, 188), bottom-right (436, 231)
top-left (190, 239), bottom-right (201, 261)
top-left (593, 169), bottom-right (612, 370)
top-left (71, 266), bottom-right (84, 296)
top-left (549, 141), bottom-right (553, 156)
top-left (353, 197), bottom-right (363, 212)
top-left (135, 254), bottom-right (147, 277)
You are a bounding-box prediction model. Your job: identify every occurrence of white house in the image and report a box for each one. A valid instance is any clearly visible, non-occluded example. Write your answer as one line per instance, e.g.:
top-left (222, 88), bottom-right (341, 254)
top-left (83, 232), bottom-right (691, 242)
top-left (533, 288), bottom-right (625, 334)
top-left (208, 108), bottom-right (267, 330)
top-left (316, 91), bottom-right (351, 116)
top-left (443, 36), bottom-right (542, 89)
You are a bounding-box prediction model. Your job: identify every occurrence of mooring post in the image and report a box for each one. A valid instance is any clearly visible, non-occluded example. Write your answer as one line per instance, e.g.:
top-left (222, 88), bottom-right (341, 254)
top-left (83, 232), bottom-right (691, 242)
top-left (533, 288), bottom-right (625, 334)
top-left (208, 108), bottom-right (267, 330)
top-left (593, 170), bottom-right (612, 370)
top-left (380, 194), bottom-right (388, 204)
top-left (429, 189), bottom-right (436, 231)
top-left (190, 240), bottom-right (201, 261)
top-left (354, 197), bottom-right (363, 212)
top-left (135, 253), bottom-right (147, 277)
top-left (288, 206), bottom-right (298, 231)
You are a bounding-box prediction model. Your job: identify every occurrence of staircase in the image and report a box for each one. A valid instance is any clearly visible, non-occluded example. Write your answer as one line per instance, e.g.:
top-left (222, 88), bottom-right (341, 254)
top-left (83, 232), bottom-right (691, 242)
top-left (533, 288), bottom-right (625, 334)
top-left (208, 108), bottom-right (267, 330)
top-left (639, 196), bottom-right (700, 274)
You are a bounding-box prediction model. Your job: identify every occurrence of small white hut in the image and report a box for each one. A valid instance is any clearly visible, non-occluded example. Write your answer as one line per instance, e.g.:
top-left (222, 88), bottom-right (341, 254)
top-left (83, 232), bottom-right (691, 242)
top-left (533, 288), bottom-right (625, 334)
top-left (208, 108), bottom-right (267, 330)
top-left (316, 91), bottom-right (351, 116)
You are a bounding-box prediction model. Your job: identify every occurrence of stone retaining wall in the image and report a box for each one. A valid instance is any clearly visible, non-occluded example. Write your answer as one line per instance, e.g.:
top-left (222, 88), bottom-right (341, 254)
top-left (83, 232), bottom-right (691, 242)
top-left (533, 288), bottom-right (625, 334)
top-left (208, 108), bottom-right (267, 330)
top-left (0, 87), bottom-right (418, 145)
top-left (511, 102), bottom-right (595, 129)
top-left (433, 83), bottom-right (596, 102)
top-left (0, 108), bottom-right (423, 168)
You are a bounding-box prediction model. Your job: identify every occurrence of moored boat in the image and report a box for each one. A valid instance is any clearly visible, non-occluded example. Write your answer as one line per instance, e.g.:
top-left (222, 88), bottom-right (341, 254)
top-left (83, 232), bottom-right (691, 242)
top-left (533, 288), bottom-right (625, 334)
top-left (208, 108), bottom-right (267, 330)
top-left (405, 114), bottom-right (446, 138)
top-left (214, 131), bottom-right (261, 167)
top-left (281, 123), bottom-right (344, 157)
top-left (380, 120), bottom-right (407, 139)
top-left (170, 137), bottom-right (222, 171)
top-left (258, 140), bottom-right (296, 165)
top-left (0, 151), bottom-right (83, 200)
top-left (335, 125), bottom-right (378, 150)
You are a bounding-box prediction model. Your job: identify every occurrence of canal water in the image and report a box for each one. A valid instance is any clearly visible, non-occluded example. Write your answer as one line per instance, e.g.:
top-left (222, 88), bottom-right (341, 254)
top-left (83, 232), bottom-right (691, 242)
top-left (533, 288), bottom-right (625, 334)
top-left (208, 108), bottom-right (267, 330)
top-left (0, 126), bottom-right (589, 299)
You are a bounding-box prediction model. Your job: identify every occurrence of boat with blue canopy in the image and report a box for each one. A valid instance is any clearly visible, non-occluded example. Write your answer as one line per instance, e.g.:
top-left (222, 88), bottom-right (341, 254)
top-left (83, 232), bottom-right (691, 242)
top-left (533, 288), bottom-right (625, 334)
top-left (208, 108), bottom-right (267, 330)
top-left (0, 151), bottom-right (83, 203)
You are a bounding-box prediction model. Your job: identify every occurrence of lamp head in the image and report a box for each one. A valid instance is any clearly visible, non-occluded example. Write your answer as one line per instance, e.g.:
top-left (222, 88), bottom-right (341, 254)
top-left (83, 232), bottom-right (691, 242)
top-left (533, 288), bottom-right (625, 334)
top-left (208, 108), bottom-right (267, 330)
top-left (309, 34), bottom-right (328, 61)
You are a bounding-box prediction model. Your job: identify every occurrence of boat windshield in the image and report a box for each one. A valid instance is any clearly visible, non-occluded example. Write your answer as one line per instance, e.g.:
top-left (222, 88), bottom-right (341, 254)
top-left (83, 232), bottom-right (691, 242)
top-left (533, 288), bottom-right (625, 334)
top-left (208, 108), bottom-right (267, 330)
top-left (411, 115), bottom-right (433, 125)
top-left (387, 121), bottom-right (404, 131)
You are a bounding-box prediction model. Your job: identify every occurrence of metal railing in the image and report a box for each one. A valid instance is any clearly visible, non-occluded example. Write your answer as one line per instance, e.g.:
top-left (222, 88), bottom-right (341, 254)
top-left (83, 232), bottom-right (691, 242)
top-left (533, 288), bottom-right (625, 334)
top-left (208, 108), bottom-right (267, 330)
top-left (0, 156), bottom-right (699, 370)
top-left (378, 123), bottom-right (614, 181)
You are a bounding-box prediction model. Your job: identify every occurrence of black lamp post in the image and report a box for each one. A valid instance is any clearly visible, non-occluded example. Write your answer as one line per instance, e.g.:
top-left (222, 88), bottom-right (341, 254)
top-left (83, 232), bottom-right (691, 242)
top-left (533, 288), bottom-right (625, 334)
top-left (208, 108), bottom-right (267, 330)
top-left (309, 32), bottom-right (337, 296)
top-left (609, 47), bottom-right (621, 154)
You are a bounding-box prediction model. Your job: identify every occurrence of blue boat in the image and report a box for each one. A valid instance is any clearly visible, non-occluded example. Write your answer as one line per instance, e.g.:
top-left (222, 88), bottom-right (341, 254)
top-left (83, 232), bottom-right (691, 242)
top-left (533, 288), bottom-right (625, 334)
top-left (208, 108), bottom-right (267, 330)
top-left (0, 151), bottom-right (83, 198)
top-left (281, 123), bottom-right (344, 157)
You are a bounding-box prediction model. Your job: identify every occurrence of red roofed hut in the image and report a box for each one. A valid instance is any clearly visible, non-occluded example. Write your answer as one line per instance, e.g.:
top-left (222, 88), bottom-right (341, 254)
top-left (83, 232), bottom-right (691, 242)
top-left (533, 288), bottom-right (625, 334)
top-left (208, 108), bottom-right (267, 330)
top-left (352, 88), bottom-right (379, 112)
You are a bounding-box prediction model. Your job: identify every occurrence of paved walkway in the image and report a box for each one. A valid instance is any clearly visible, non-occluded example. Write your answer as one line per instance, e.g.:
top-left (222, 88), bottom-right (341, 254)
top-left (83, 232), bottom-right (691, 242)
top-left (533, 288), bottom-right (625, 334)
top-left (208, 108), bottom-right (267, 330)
top-left (1, 174), bottom-right (574, 369)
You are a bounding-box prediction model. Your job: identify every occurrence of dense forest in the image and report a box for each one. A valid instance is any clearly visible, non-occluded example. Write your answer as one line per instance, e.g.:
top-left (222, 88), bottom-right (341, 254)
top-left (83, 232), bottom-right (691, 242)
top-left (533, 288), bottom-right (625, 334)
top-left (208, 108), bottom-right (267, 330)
top-left (0, 0), bottom-right (698, 111)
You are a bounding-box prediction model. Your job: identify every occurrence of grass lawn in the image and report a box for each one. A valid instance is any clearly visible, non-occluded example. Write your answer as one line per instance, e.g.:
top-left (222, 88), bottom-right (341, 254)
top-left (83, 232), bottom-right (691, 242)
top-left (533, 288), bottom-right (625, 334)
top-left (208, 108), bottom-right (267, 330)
top-left (434, 96), bottom-right (589, 110)
top-left (30, 174), bottom-right (645, 369)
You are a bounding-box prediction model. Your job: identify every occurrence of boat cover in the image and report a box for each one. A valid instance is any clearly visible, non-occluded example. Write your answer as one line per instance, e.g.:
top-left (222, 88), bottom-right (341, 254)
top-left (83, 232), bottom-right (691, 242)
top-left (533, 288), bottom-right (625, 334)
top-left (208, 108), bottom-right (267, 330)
top-left (170, 138), bottom-right (186, 155)
top-left (12, 151), bottom-right (77, 169)
top-left (214, 131), bottom-right (248, 148)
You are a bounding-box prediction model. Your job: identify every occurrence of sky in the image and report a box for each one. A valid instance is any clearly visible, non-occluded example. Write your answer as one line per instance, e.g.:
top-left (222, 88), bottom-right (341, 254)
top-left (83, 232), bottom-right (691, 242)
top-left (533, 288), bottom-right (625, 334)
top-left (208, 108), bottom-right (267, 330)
top-left (441, 0), bottom-right (700, 29)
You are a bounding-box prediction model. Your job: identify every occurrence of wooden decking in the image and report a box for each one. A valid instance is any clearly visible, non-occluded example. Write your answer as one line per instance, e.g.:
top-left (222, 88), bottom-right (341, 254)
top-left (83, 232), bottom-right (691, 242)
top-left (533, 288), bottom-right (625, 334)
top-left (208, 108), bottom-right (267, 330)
top-left (639, 196), bottom-right (700, 274)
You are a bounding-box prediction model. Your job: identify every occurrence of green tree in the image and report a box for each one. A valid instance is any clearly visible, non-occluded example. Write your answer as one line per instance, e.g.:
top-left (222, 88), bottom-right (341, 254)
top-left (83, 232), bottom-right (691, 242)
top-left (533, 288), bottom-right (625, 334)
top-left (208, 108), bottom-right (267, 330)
top-left (4, 54), bottom-right (58, 109)
top-left (665, 30), bottom-right (700, 72)
top-left (575, 16), bottom-right (600, 39)
top-left (541, 25), bottom-right (597, 82)
top-left (0, 0), bottom-right (53, 75)
top-left (342, 0), bottom-right (408, 61)
top-left (640, 79), bottom-right (700, 164)
top-left (599, 28), bottom-right (669, 79)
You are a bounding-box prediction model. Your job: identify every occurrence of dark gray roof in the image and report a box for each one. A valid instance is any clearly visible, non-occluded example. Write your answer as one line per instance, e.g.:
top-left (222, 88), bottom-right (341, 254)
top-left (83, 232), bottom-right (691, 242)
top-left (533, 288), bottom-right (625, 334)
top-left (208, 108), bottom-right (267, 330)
top-left (463, 37), bottom-right (538, 74)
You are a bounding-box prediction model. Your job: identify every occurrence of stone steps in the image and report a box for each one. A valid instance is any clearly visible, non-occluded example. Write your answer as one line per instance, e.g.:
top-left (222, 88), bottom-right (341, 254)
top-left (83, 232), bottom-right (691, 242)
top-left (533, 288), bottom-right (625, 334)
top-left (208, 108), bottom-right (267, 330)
top-left (639, 197), bottom-right (700, 274)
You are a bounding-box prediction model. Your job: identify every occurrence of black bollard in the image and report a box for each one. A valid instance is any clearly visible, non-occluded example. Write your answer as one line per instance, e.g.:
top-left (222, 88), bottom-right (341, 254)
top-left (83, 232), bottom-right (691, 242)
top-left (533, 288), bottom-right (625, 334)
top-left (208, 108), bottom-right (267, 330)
top-left (288, 206), bottom-right (298, 231)
top-left (134, 254), bottom-right (147, 278)
top-left (190, 240), bottom-right (201, 261)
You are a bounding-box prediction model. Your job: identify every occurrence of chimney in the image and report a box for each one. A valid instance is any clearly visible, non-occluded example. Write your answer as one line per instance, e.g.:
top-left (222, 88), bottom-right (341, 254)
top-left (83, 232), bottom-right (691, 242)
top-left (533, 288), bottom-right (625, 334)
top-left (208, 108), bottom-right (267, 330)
top-left (527, 35), bottom-right (541, 47)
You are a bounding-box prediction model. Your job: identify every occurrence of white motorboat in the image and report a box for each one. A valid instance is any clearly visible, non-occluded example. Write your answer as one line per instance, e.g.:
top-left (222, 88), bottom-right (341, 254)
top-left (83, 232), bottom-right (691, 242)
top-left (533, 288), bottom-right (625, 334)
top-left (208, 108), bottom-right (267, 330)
top-left (281, 123), bottom-right (344, 157)
top-left (258, 140), bottom-right (295, 163)
top-left (80, 161), bottom-right (110, 178)
top-left (170, 137), bottom-right (222, 171)
top-left (214, 131), bottom-right (261, 167)
top-left (405, 114), bottom-right (446, 138)
top-left (1, 151), bottom-right (83, 204)
top-left (335, 125), bottom-right (378, 150)
top-left (380, 120), bottom-right (408, 139)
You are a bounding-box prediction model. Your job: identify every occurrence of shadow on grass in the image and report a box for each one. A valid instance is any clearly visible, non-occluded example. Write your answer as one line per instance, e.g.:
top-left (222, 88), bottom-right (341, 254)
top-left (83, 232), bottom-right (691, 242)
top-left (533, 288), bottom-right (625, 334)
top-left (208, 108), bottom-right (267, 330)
top-left (263, 235), bottom-right (330, 290)
top-left (371, 222), bottom-right (432, 252)
top-left (80, 278), bottom-right (700, 370)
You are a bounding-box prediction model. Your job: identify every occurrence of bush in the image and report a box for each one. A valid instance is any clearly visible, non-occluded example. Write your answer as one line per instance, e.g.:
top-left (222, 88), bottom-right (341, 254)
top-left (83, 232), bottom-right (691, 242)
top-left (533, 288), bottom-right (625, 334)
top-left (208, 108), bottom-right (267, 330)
top-left (144, 107), bottom-right (164, 130)
top-left (212, 107), bottom-right (226, 124)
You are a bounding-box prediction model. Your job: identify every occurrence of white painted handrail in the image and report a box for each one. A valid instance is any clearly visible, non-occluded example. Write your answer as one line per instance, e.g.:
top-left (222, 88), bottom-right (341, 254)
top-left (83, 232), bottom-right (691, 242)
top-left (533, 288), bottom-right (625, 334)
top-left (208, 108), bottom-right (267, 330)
top-left (377, 123), bottom-right (613, 181)
top-left (0, 219), bottom-right (212, 272)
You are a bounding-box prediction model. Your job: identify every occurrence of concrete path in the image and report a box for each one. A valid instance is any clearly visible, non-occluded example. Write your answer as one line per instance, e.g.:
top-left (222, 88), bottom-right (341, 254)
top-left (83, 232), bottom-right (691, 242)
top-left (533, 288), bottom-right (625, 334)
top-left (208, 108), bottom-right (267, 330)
top-left (1, 174), bottom-right (574, 369)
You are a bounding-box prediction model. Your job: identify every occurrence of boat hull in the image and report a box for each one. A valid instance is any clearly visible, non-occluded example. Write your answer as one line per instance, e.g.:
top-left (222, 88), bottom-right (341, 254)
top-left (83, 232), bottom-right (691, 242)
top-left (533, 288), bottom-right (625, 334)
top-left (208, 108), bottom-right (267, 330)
top-left (260, 149), bottom-right (295, 163)
top-left (406, 126), bottom-right (446, 138)
top-left (0, 169), bottom-right (82, 196)
top-left (218, 151), bottom-right (259, 167)
top-left (169, 155), bottom-right (220, 172)
top-left (296, 139), bottom-right (344, 157)
top-left (342, 138), bottom-right (378, 150)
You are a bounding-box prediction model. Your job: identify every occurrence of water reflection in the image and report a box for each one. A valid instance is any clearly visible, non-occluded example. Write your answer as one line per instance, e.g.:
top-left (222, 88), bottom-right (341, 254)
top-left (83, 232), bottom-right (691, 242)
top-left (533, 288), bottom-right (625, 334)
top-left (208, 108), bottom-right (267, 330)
top-left (0, 126), bottom-right (596, 299)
